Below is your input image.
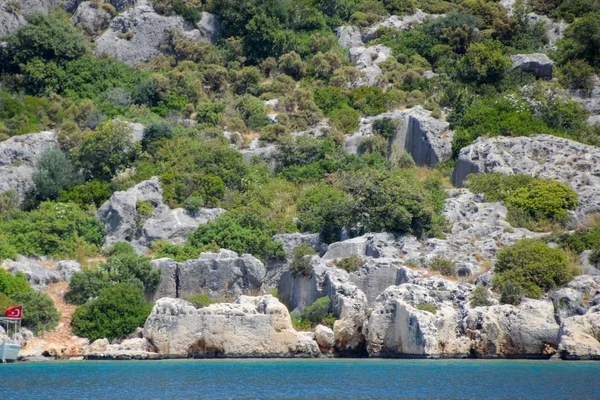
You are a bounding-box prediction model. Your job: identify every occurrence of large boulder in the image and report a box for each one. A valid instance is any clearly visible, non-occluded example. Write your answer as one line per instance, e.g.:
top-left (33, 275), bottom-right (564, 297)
top-left (336, 25), bottom-right (363, 49)
top-left (95, 0), bottom-right (222, 66)
top-left (464, 299), bottom-right (560, 357)
top-left (96, 177), bottom-right (225, 252)
top-left (149, 249), bottom-right (266, 301)
top-left (510, 53), bottom-right (554, 80)
top-left (71, 1), bottom-right (112, 36)
top-left (143, 296), bottom-right (320, 357)
top-left (1, 259), bottom-right (61, 291)
top-left (451, 135), bottom-right (600, 221)
top-left (0, 131), bottom-right (58, 203)
top-left (323, 232), bottom-right (399, 261)
top-left (363, 10), bottom-right (435, 42)
top-left (558, 308), bottom-right (600, 360)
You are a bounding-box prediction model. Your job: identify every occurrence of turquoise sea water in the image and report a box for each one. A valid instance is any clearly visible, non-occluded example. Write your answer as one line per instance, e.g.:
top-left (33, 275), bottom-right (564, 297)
top-left (2, 359), bottom-right (599, 399)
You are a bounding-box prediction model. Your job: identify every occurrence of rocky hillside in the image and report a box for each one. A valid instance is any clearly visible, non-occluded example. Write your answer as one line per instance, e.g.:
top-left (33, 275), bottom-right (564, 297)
top-left (0, 0), bottom-right (599, 361)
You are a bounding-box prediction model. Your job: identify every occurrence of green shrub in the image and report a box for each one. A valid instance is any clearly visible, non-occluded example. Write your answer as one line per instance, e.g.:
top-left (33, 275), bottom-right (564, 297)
top-left (297, 184), bottom-right (351, 243)
top-left (466, 174), bottom-right (578, 231)
top-left (429, 257), bottom-right (455, 276)
top-left (289, 244), bottom-right (317, 278)
top-left (493, 239), bottom-right (571, 302)
top-left (71, 283), bottom-right (152, 341)
top-left (11, 291), bottom-right (60, 334)
top-left (415, 303), bottom-right (437, 314)
top-left (98, 252), bottom-right (161, 292)
top-left (303, 296), bottom-right (332, 326)
top-left (557, 10), bottom-right (600, 69)
top-left (459, 41), bottom-right (511, 84)
top-left (32, 149), bottom-right (80, 202)
top-left (349, 87), bottom-right (388, 116)
top-left (141, 122), bottom-right (173, 151)
top-left (0, 190), bottom-right (19, 217)
top-left (73, 121), bottom-right (138, 181)
top-left (313, 87), bottom-right (350, 115)
top-left (545, 227), bottom-right (600, 254)
top-left (372, 118), bottom-right (397, 138)
top-left (260, 124), bottom-right (290, 142)
top-left (196, 102), bottom-right (226, 125)
top-left (0, 293), bottom-right (14, 314)
top-left (64, 269), bottom-right (109, 305)
top-left (187, 294), bottom-right (220, 308)
top-left (470, 285), bottom-right (492, 307)
top-left (329, 106), bottom-right (360, 134)
top-left (183, 195), bottom-right (205, 211)
top-left (558, 60), bottom-right (596, 95)
top-left (57, 180), bottom-right (113, 209)
top-left (335, 255), bottom-right (365, 272)
top-left (0, 202), bottom-right (105, 259)
top-left (188, 212), bottom-right (286, 262)
top-left (237, 94), bottom-right (270, 130)
top-left (152, 241), bottom-right (199, 262)
top-left (0, 270), bottom-right (33, 298)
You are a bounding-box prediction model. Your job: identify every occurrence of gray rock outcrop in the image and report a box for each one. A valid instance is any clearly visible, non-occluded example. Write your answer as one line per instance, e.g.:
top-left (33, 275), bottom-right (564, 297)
top-left (511, 53), bottom-right (554, 80)
top-left (1, 259), bottom-right (61, 291)
top-left (149, 250), bottom-right (266, 301)
top-left (568, 74), bottom-right (600, 120)
top-left (323, 232), bottom-right (400, 261)
top-left (336, 25), bottom-right (363, 50)
top-left (343, 107), bottom-right (454, 167)
top-left (84, 337), bottom-right (159, 360)
top-left (0, 0), bottom-right (67, 36)
top-left (96, 177), bottom-right (225, 252)
top-left (143, 296), bottom-right (320, 357)
top-left (349, 44), bottom-right (392, 86)
top-left (558, 308), bottom-right (600, 360)
top-left (0, 131), bottom-right (58, 203)
top-left (50, 260), bottom-right (81, 282)
top-left (451, 135), bottom-right (600, 221)
top-left (272, 233), bottom-right (326, 256)
top-left (95, 0), bottom-right (222, 66)
top-left (363, 10), bottom-right (434, 42)
top-left (71, 1), bottom-right (112, 36)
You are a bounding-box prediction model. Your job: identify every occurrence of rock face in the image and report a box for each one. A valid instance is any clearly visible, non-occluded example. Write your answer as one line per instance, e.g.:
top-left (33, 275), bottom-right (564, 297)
top-left (363, 10), bottom-right (434, 42)
top-left (510, 53), bottom-right (554, 80)
top-left (272, 233), bottom-right (326, 256)
top-left (0, 132), bottom-right (58, 203)
top-left (84, 337), bottom-right (159, 360)
top-left (452, 135), bottom-right (600, 221)
top-left (343, 107), bottom-right (454, 167)
top-left (336, 25), bottom-right (363, 50)
top-left (143, 296), bottom-right (320, 357)
top-left (95, 0), bottom-right (222, 66)
top-left (568, 74), bottom-right (600, 120)
top-left (149, 250), bottom-right (266, 301)
top-left (349, 44), bottom-right (392, 86)
top-left (558, 308), bottom-right (600, 360)
top-left (1, 259), bottom-right (61, 291)
top-left (71, 1), bottom-right (112, 36)
top-left (323, 232), bottom-right (400, 261)
top-left (0, 0), bottom-right (66, 36)
top-left (348, 259), bottom-right (405, 306)
top-left (96, 177), bottom-right (225, 251)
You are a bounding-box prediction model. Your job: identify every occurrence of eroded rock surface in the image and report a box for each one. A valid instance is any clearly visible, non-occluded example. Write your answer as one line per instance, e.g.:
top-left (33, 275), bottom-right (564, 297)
top-left (510, 53), bottom-right (554, 80)
top-left (143, 296), bottom-right (320, 357)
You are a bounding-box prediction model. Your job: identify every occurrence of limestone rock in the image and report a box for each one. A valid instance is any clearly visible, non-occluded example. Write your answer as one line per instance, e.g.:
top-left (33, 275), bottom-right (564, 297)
top-left (95, 0), bottom-right (222, 66)
top-left (2, 259), bottom-right (60, 291)
top-left (568, 74), bottom-right (600, 119)
top-left (464, 299), bottom-right (559, 357)
top-left (336, 25), bottom-right (363, 49)
top-left (314, 324), bottom-right (335, 351)
top-left (349, 44), bottom-right (392, 86)
top-left (558, 308), bottom-right (600, 360)
top-left (0, 131), bottom-right (58, 203)
top-left (452, 135), bottom-right (600, 221)
top-left (96, 177), bottom-right (224, 251)
top-left (0, 0), bottom-right (66, 36)
top-left (510, 53), bottom-right (554, 80)
top-left (550, 287), bottom-right (586, 324)
top-left (348, 259), bottom-right (405, 306)
top-left (143, 296), bottom-right (320, 357)
top-left (363, 10), bottom-right (434, 42)
top-left (273, 232), bottom-right (326, 256)
top-left (105, 0), bottom-right (136, 11)
top-left (72, 1), bottom-right (112, 36)
top-left (526, 13), bottom-right (568, 51)
top-left (323, 232), bottom-right (399, 261)
top-left (88, 338), bottom-right (109, 353)
top-left (51, 260), bottom-right (81, 282)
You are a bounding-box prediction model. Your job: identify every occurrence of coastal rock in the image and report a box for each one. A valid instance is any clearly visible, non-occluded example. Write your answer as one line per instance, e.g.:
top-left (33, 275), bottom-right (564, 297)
top-left (550, 288), bottom-right (586, 324)
top-left (510, 53), bottom-right (554, 80)
top-left (558, 308), bottom-right (600, 360)
top-left (95, 0), bottom-right (222, 66)
top-left (0, 131), bottom-right (58, 203)
top-left (314, 324), bottom-right (335, 351)
top-left (464, 299), bottom-right (560, 357)
top-left (451, 135), bottom-right (600, 221)
top-left (143, 296), bottom-right (321, 357)
top-left (96, 177), bottom-right (224, 251)
top-left (348, 259), bottom-right (405, 306)
top-left (85, 337), bottom-right (159, 360)
top-left (72, 1), bottom-right (112, 36)
top-left (336, 25), bottom-right (363, 50)
top-left (149, 250), bottom-right (266, 301)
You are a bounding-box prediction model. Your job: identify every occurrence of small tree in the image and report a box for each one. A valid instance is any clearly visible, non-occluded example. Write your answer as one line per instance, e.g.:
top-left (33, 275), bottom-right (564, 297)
top-left (141, 122), bottom-right (173, 151)
top-left (289, 244), bottom-right (317, 278)
top-left (32, 149), bottom-right (80, 201)
top-left (470, 285), bottom-right (492, 307)
top-left (71, 283), bottom-right (152, 341)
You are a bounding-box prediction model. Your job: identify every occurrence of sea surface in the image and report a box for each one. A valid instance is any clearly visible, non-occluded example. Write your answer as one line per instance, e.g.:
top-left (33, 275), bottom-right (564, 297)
top-left (2, 359), bottom-right (599, 399)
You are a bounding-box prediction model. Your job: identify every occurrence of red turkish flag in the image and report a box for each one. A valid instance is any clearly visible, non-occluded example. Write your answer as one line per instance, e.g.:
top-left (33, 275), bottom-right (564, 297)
top-left (5, 306), bottom-right (22, 319)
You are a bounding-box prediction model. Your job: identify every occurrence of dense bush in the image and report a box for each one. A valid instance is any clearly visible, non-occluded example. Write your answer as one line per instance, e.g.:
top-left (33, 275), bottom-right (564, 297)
top-left (335, 255), bottom-right (365, 272)
top-left (557, 10), bottom-right (600, 69)
top-left (57, 180), bottom-right (113, 209)
top-left (73, 121), bottom-right (138, 181)
top-left (0, 202), bottom-right (105, 259)
top-left (141, 122), bottom-right (173, 151)
top-left (493, 239), bottom-right (571, 302)
top-left (429, 257), bottom-right (455, 276)
top-left (545, 227), bottom-right (600, 255)
top-left (71, 283), bottom-right (152, 341)
top-left (466, 174), bottom-right (578, 230)
top-left (297, 184), bottom-right (351, 243)
top-left (187, 294), bottom-right (220, 308)
top-left (32, 149), bottom-right (80, 202)
top-left (0, 270), bottom-right (33, 298)
top-left (469, 285), bottom-right (492, 307)
top-left (11, 291), bottom-right (60, 334)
